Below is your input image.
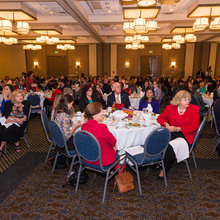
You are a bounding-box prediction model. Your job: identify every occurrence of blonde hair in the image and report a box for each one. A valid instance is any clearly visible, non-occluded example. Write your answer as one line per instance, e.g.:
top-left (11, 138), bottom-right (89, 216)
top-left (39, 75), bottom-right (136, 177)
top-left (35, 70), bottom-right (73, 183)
top-left (170, 90), bottom-right (191, 106)
top-left (52, 92), bottom-right (64, 111)
top-left (10, 90), bottom-right (24, 104)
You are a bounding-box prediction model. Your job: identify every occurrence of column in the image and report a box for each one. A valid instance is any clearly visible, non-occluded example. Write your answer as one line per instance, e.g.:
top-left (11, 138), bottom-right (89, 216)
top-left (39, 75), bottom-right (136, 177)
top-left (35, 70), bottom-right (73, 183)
top-left (184, 43), bottom-right (195, 77)
top-left (111, 44), bottom-right (117, 78)
top-left (89, 44), bottom-right (97, 76)
top-left (209, 42), bottom-right (218, 78)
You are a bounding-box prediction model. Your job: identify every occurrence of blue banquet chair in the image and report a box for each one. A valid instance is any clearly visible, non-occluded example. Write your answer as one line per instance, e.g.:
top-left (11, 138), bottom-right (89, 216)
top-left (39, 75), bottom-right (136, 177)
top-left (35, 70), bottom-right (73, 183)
top-left (40, 109), bottom-right (54, 163)
top-left (27, 94), bottom-right (41, 113)
top-left (73, 130), bottom-right (120, 203)
top-left (125, 127), bottom-right (171, 195)
top-left (48, 120), bottom-right (78, 174)
top-left (212, 111), bottom-right (220, 153)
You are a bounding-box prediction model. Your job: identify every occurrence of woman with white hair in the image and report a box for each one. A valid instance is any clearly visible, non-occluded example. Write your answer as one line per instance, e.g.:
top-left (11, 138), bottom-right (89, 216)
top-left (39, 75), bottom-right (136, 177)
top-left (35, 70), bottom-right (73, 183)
top-left (157, 90), bottom-right (200, 179)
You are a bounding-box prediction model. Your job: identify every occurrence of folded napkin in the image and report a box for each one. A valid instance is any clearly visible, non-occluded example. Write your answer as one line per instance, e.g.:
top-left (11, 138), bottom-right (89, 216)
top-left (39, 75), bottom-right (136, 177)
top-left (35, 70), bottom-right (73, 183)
top-left (0, 116), bottom-right (20, 128)
top-left (169, 137), bottom-right (189, 163)
top-left (125, 145), bottom-right (144, 156)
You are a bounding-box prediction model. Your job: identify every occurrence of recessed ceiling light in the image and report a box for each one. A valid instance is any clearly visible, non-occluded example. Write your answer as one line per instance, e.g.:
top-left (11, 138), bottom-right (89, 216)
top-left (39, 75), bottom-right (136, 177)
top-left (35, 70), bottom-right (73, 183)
top-left (108, 10), bottom-right (112, 13)
top-left (113, 26), bottom-right (116, 29)
top-left (50, 11), bottom-right (54, 14)
top-left (169, 8), bottom-right (174, 11)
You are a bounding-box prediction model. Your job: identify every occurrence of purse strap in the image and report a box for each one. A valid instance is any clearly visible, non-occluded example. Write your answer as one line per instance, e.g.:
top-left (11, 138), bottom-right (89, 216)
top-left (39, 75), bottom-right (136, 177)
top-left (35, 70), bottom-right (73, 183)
top-left (113, 179), bottom-right (123, 200)
top-left (113, 154), bottom-right (127, 199)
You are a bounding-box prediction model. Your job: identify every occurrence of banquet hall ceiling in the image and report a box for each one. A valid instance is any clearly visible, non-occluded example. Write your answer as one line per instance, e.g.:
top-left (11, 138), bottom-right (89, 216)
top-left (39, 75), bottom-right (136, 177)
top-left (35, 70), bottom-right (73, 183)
top-left (1, 0), bottom-right (220, 44)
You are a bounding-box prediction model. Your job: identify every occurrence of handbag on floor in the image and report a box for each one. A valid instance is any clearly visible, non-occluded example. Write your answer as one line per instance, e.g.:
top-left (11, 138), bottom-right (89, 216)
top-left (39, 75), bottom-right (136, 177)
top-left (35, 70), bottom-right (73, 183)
top-left (114, 172), bottom-right (134, 194)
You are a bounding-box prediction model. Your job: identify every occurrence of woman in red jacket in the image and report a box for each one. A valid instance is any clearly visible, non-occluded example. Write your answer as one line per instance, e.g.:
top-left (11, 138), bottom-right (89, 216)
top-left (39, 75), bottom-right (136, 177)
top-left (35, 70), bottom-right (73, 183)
top-left (157, 90), bottom-right (200, 179)
top-left (82, 102), bottom-right (117, 166)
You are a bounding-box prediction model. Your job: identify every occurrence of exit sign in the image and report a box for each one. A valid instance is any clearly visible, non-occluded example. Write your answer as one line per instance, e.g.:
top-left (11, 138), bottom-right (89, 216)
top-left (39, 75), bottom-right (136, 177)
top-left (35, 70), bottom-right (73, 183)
top-left (55, 51), bottom-right (59, 54)
top-left (149, 50), bottom-right (153, 54)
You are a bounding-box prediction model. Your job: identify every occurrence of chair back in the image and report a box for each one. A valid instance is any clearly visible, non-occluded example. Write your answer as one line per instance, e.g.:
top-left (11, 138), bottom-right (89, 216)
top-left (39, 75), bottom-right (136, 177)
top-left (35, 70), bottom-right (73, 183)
top-left (172, 87), bottom-right (179, 97)
top-left (163, 86), bottom-right (169, 97)
top-left (190, 116), bottom-right (206, 153)
top-left (142, 127), bottom-right (171, 164)
top-left (27, 94), bottom-right (40, 107)
top-left (213, 110), bottom-right (220, 136)
top-left (159, 93), bottom-right (166, 108)
top-left (41, 109), bottom-right (51, 142)
top-left (74, 130), bottom-right (105, 170)
top-left (190, 95), bottom-right (198, 106)
top-left (48, 120), bottom-right (69, 155)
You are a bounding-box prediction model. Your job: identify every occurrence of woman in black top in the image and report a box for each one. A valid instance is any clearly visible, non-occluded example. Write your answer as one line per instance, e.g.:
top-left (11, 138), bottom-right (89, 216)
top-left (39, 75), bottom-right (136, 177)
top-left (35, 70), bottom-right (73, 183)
top-left (79, 84), bottom-right (93, 112)
top-left (0, 90), bottom-right (30, 156)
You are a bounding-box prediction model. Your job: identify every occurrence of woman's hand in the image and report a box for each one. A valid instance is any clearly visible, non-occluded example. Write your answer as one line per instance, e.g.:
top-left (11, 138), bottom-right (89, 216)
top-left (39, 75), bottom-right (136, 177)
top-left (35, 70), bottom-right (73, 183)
top-left (5, 117), bottom-right (16, 124)
top-left (76, 120), bottom-right (82, 128)
top-left (15, 118), bottom-right (24, 125)
top-left (113, 144), bottom-right (117, 151)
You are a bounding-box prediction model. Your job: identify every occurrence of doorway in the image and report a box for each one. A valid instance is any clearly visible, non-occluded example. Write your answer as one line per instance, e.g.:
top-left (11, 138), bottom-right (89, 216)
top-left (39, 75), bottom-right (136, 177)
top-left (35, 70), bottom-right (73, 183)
top-left (140, 56), bottom-right (161, 79)
top-left (47, 56), bottom-right (68, 77)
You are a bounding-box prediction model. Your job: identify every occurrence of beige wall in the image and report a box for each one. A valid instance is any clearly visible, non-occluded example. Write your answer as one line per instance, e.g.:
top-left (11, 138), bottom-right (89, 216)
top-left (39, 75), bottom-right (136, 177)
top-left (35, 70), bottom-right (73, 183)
top-left (0, 44), bottom-right (26, 79)
top-left (209, 43), bottom-right (218, 78)
top-left (1, 43), bottom-right (219, 81)
top-left (117, 44), bottom-right (186, 78)
top-left (26, 46), bottom-right (47, 78)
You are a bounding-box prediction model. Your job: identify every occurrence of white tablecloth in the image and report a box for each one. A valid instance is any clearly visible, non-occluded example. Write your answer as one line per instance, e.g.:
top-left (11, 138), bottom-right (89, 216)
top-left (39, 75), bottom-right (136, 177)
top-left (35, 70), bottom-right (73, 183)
top-left (108, 123), bottom-right (160, 152)
top-left (129, 97), bottom-right (141, 109)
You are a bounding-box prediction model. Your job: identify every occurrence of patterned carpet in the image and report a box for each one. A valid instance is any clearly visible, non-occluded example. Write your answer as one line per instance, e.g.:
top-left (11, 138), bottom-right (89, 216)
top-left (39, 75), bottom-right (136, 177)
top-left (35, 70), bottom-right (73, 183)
top-left (0, 111), bottom-right (219, 173)
top-left (0, 161), bottom-right (220, 219)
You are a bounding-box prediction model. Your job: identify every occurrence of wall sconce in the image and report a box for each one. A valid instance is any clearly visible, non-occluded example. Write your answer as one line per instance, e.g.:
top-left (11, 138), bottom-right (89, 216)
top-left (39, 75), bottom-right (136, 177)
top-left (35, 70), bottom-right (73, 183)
top-left (125, 61), bottom-right (130, 68)
top-left (76, 61), bottom-right (80, 73)
top-left (171, 61), bottom-right (176, 69)
top-left (34, 61), bottom-right (39, 70)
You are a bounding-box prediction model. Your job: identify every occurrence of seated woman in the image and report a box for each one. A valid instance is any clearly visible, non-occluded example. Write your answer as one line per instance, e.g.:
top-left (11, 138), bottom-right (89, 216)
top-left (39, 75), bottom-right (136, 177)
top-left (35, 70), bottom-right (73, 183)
top-left (138, 88), bottom-right (160, 113)
top-left (142, 80), bottom-right (150, 92)
top-left (51, 92), bottom-right (64, 120)
top-left (128, 77), bottom-right (138, 93)
top-left (0, 90), bottom-right (30, 156)
top-left (82, 102), bottom-right (117, 166)
top-left (1, 84), bottom-right (14, 114)
top-left (157, 90), bottom-right (200, 179)
top-left (79, 84), bottom-right (93, 112)
top-left (54, 94), bottom-right (81, 151)
top-left (92, 84), bottom-right (106, 109)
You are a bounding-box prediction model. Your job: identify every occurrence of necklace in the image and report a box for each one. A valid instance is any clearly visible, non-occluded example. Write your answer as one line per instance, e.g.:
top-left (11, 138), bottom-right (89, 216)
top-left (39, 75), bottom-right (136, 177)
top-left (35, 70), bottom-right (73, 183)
top-left (178, 106), bottom-right (186, 115)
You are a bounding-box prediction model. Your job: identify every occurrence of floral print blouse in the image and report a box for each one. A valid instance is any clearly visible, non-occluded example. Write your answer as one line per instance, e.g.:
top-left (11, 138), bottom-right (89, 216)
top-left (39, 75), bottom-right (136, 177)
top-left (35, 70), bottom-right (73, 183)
top-left (55, 112), bottom-right (72, 139)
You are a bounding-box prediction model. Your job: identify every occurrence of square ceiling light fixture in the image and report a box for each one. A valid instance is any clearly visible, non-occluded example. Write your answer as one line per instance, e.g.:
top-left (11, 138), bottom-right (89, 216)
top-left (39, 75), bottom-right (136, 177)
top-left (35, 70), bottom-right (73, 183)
top-left (31, 29), bottom-right (62, 35)
top-left (0, 30), bottom-right (19, 36)
top-left (170, 26), bottom-right (195, 34)
top-left (123, 7), bottom-right (160, 19)
top-left (187, 1), bottom-right (220, 18)
top-left (161, 38), bottom-right (173, 43)
top-left (0, 2), bottom-right (36, 20)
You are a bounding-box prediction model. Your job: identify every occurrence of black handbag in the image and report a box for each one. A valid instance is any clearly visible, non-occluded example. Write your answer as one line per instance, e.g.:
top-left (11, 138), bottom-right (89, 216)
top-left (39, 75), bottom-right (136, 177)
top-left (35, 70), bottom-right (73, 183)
top-left (62, 170), bottom-right (89, 187)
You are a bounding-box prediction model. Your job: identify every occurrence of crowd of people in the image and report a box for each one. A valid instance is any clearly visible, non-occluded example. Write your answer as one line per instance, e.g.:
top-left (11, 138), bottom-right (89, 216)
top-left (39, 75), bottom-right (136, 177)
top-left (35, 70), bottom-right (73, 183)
top-left (0, 70), bottom-right (220, 176)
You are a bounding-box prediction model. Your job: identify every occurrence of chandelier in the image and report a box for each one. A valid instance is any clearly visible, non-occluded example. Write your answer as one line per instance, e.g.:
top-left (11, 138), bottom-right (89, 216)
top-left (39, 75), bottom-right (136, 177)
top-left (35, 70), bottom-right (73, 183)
top-left (125, 35), bottom-right (149, 44)
top-left (23, 44), bottom-right (42, 50)
top-left (0, 19), bottom-right (30, 34)
top-left (17, 21), bottom-right (29, 34)
top-left (57, 44), bottom-right (75, 50)
top-left (125, 43), bottom-right (145, 50)
top-left (162, 44), bottom-right (172, 50)
top-left (0, 20), bottom-right (12, 32)
top-left (173, 35), bottom-right (185, 44)
top-left (171, 43), bottom-right (181, 49)
top-left (123, 19), bottom-right (157, 33)
top-left (36, 36), bottom-right (60, 44)
top-left (0, 37), bottom-right (18, 45)
top-left (193, 15), bottom-right (220, 31)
